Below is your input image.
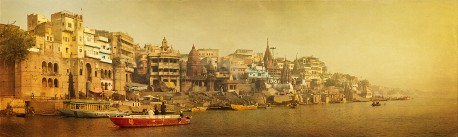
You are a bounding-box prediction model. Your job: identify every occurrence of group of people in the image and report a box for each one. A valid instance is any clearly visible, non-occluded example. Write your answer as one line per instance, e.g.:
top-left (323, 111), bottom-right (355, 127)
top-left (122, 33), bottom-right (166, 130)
top-left (144, 102), bottom-right (167, 115)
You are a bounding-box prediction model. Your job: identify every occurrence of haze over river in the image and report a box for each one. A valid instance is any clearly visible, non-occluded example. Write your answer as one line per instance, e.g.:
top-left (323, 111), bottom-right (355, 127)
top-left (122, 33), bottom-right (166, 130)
top-left (1, 94), bottom-right (456, 137)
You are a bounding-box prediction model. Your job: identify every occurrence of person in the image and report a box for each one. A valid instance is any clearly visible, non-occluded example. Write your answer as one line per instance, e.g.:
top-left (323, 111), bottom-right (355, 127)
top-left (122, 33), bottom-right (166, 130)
top-left (179, 111), bottom-right (184, 118)
top-left (142, 108), bottom-right (147, 115)
top-left (148, 108), bottom-right (154, 115)
top-left (154, 104), bottom-right (159, 115)
top-left (160, 102), bottom-right (166, 115)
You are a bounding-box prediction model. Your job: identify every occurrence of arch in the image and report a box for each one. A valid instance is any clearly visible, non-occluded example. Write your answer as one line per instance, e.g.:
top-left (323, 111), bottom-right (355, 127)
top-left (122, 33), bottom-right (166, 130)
top-left (104, 70), bottom-right (108, 78)
top-left (48, 78), bottom-right (53, 88)
top-left (53, 63), bottom-right (58, 73)
top-left (54, 79), bottom-right (58, 87)
top-left (100, 69), bottom-right (104, 78)
top-left (104, 83), bottom-right (108, 90)
top-left (42, 62), bottom-right (47, 74)
top-left (42, 78), bottom-right (47, 88)
top-left (85, 63), bottom-right (92, 80)
top-left (108, 70), bottom-right (111, 78)
top-left (48, 62), bottom-right (53, 74)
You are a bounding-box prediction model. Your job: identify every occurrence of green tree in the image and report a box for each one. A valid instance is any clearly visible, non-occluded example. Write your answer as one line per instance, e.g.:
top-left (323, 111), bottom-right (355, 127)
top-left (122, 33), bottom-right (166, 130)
top-left (0, 24), bottom-right (33, 97)
top-left (360, 79), bottom-right (371, 87)
top-left (324, 79), bottom-right (338, 87)
top-left (68, 72), bottom-right (75, 99)
top-left (0, 24), bottom-right (33, 64)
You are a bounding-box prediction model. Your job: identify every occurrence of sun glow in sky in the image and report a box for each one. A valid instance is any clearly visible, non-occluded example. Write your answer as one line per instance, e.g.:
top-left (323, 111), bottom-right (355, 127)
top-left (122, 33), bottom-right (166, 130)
top-left (1, 0), bottom-right (457, 95)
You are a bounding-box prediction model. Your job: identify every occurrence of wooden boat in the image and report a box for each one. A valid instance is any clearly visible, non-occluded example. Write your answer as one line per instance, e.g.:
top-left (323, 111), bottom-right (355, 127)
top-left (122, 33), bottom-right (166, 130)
top-left (191, 107), bottom-right (208, 112)
top-left (207, 106), bottom-right (232, 110)
top-left (371, 101), bottom-right (382, 107)
top-left (58, 100), bottom-right (114, 117)
top-left (109, 115), bottom-right (192, 127)
top-left (231, 104), bottom-right (258, 111)
top-left (287, 103), bottom-right (298, 109)
top-left (76, 110), bottom-right (130, 118)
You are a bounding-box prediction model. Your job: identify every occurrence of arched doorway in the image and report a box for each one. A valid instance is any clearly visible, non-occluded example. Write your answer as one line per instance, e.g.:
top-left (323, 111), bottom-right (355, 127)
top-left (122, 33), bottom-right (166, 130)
top-left (86, 63), bottom-right (92, 81)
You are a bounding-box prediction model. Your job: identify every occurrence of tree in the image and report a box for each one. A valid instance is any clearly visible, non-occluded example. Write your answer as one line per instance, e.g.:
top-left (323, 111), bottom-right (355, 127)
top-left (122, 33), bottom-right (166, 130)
top-left (68, 72), bottom-right (75, 99)
top-left (0, 24), bottom-right (33, 97)
top-left (360, 79), bottom-right (371, 87)
top-left (0, 24), bottom-right (33, 64)
top-left (324, 79), bottom-right (338, 87)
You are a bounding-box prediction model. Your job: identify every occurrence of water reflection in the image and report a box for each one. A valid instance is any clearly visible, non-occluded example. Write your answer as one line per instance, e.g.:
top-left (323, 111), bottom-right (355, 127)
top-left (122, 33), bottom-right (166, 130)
top-left (1, 96), bottom-right (456, 137)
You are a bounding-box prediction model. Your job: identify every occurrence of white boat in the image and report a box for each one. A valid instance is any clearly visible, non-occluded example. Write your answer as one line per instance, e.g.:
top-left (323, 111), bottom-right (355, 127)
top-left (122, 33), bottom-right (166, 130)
top-left (76, 110), bottom-right (130, 118)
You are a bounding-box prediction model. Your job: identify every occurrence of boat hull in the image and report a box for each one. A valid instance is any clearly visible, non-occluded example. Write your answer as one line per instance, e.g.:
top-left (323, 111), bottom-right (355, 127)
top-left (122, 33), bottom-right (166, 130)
top-left (110, 115), bottom-right (191, 127)
top-left (231, 104), bottom-right (258, 111)
top-left (58, 109), bottom-right (76, 117)
top-left (191, 107), bottom-right (207, 112)
top-left (78, 111), bottom-right (130, 118)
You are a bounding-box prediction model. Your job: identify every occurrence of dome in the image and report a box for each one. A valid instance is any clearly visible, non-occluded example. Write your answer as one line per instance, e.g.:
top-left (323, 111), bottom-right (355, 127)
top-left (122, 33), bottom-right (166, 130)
top-left (188, 45), bottom-right (201, 64)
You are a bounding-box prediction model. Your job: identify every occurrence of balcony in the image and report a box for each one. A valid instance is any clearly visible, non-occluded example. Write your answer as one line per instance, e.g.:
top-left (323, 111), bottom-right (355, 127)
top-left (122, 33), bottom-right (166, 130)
top-left (96, 36), bottom-right (108, 42)
top-left (158, 72), bottom-right (179, 76)
top-left (85, 52), bottom-right (100, 59)
top-left (84, 41), bottom-right (100, 48)
top-left (158, 63), bottom-right (179, 68)
top-left (100, 59), bottom-right (112, 64)
top-left (99, 48), bottom-right (111, 54)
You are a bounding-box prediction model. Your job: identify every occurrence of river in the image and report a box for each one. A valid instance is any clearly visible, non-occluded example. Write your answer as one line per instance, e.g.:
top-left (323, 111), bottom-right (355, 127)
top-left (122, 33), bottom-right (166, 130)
top-left (1, 95), bottom-right (456, 137)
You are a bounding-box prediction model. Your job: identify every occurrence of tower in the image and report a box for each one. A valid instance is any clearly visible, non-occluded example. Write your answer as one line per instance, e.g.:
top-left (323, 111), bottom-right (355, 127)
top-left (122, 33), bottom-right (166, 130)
top-left (186, 45), bottom-right (203, 77)
top-left (263, 39), bottom-right (273, 69)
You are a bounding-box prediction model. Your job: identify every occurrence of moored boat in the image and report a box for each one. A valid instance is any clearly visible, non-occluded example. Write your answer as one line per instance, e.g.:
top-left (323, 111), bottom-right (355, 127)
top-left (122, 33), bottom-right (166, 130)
top-left (109, 115), bottom-right (191, 127)
top-left (58, 100), bottom-right (116, 117)
top-left (191, 107), bottom-right (208, 112)
top-left (77, 110), bottom-right (130, 118)
top-left (231, 104), bottom-right (258, 111)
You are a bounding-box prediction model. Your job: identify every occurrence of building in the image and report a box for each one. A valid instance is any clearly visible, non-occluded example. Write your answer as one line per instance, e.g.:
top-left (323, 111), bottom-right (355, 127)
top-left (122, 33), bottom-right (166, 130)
top-left (146, 37), bottom-right (180, 92)
top-left (110, 32), bottom-right (136, 96)
top-left (197, 48), bottom-right (219, 59)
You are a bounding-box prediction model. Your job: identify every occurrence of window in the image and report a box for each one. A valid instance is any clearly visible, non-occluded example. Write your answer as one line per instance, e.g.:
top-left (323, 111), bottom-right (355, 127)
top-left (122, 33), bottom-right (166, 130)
top-left (66, 48), bottom-right (69, 53)
top-left (68, 23), bottom-right (72, 28)
top-left (54, 79), bottom-right (58, 87)
top-left (80, 69), bottom-right (82, 75)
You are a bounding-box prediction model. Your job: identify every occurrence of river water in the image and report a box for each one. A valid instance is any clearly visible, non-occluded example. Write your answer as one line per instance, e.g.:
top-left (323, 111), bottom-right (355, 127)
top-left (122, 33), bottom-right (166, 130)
top-left (1, 95), bottom-right (456, 137)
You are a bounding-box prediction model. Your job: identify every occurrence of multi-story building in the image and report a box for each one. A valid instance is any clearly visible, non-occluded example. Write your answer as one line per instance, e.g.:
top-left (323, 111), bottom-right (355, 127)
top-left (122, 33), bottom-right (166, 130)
top-left (146, 38), bottom-right (180, 92)
top-left (95, 35), bottom-right (113, 93)
top-left (197, 48), bottom-right (218, 59)
top-left (110, 32), bottom-right (136, 96)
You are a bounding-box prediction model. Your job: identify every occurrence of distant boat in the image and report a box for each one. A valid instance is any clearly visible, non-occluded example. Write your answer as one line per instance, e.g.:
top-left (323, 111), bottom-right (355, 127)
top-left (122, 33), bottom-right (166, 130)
top-left (191, 107), bottom-right (208, 112)
top-left (371, 101), bottom-right (382, 107)
top-left (231, 104), bottom-right (258, 111)
top-left (287, 103), bottom-right (298, 109)
top-left (109, 115), bottom-right (192, 127)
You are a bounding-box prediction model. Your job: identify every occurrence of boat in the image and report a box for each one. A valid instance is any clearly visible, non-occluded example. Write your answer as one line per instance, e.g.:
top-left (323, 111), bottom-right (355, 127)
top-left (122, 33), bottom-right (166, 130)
top-left (58, 100), bottom-right (118, 118)
top-left (231, 104), bottom-right (258, 111)
top-left (371, 101), bottom-right (382, 107)
top-left (76, 110), bottom-right (130, 118)
top-left (207, 106), bottom-right (232, 110)
top-left (191, 107), bottom-right (208, 112)
top-left (109, 115), bottom-right (192, 127)
top-left (287, 103), bottom-right (298, 109)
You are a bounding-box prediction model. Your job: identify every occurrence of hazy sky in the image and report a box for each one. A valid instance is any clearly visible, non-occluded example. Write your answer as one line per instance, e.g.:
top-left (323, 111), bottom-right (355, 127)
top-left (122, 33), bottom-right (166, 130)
top-left (1, 0), bottom-right (457, 94)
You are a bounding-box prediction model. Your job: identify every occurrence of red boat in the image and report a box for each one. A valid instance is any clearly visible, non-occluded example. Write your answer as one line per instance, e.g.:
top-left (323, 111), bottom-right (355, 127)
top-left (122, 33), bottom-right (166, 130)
top-left (109, 115), bottom-right (191, 127)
